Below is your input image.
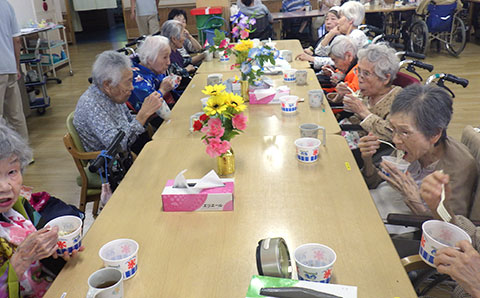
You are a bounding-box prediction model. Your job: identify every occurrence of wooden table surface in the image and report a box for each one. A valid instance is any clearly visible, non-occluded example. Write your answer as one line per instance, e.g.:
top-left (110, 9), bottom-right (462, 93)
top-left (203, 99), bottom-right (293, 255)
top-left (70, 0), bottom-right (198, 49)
top-left (44, 135), bottom-right (417, 298)
top-left (365, 4), bottom-right (417, 13)
top-left (153, 70), bottom-right (341, 140)
top-left (196, 40), bottom-right (310, 74)
top-left (271, 9), bottom-right (324, 20)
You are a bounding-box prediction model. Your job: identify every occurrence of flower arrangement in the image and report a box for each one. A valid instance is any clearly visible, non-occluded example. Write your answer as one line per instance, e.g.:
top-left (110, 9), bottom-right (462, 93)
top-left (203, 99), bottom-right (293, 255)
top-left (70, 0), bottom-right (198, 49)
top-left (205, 29), bottom-right (234, 55)
top-left (194, 84), bottom-right (248, 157)
top-left (230, 12), bottom-right (256, 40)
top-left (231, 40), bottom-right (277, 85)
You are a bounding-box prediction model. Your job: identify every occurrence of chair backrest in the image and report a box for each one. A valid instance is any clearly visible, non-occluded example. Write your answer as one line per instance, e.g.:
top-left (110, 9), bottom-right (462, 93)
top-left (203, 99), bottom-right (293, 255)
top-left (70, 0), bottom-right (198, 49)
top-left (249, 15), bottom-right (273, 40)
top-left (66, 111), bottom-right (88, 167)
top-left (392, 72), bottom-right (421, 88)
top-left (426, 2), bottom-right (457, 33)
top-left (460, 125), bottom-right (480, 220)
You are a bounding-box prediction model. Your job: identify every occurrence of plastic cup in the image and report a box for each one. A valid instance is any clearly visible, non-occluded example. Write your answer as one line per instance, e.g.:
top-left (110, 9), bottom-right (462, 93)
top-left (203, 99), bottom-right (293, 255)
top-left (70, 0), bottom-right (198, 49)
top-left (283, 69), bottom-right (296, 82)
top-left (308, 90), bottom-right (324, 108)
top-left (45, 215), bottom-right (82, 255)
top-left (294, 243), bottom-right (336, 283)
top-left (381, 155), bottom-right (410, 174)
top-left (294, 137), bottom-right (322, 163)
top-left (99, 239), bottom-right (139, 280)
top-left (280, 95), bottom-right (298, 114)
top-left (200, 97), bottom-right (209, 108)
top-left (295, 70), bottom-right (308, 85)
top-left (300, 124), bottom-right (326, 142)
top-left (280, 50), bottom-right (293, 62)
top-left (420, 220), bottom-right (472, 267)
top-left (207, 74), bottom-right (223, 86)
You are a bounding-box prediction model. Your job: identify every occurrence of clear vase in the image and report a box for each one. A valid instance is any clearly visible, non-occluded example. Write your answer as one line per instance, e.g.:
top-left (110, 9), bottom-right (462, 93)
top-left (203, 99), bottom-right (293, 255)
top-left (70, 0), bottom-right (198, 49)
top-left (240, 80), bottom-right (249, 102)
top-left (217, 148), bottom-right (235, 176)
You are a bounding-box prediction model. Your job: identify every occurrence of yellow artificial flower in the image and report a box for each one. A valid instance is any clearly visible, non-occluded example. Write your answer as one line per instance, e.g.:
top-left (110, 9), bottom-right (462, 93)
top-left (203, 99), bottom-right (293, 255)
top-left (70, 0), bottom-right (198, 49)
top-left (234, 39), bottom-right (254, 52)
top-left (204, 95), bottom-right (228, 116)
top-left (202, 84), bottom-right (226, 96)
top-left (227, 93), bottom-right (247, 112)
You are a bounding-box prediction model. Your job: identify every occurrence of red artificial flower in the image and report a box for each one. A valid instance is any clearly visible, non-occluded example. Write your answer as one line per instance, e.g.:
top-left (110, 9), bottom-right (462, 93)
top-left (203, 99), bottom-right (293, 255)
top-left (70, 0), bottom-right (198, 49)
top-left (199, 114), bottom-right (209, 122)
top-left (193, 120), bottom-right (203, 131)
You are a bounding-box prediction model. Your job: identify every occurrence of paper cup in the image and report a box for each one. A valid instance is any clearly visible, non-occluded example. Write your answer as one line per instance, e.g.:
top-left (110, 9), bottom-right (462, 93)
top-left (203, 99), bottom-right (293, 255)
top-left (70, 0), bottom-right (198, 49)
top-left (280, 50), bottom-right (293, 62)
top-left (207, 74), bottom-right (223, 86)
top-left (204, 51), bottom-right (213, 62)
top-left (294, 137), bottom-right (321, 163)
top-left (296, 70), bottom-right (308, 85)
top-left (294, 243), bottom-right (336, 283)
top-left (420, 220), bottom-right (472, 267)
top-left (308, 90), bottom-right (324, 108)
top-left (46, 215), bottom-right (82, 255)
top-left (381, 156), bottom-right (410, 174)
top-left (280, 95), bottom-right (298, 114)
top-left (283, 69), bottom-right (297, 82)
top-left (99, 239), bottom-right (139, 280)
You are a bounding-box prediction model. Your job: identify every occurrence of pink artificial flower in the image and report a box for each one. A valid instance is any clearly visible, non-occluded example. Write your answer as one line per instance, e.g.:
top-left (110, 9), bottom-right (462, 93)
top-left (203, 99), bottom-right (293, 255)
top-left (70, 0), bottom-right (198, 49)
top-left (232, 113), bottom-right (247, 130)
top-left (201, 118), bottom-right (225, 138)
top-left (219, 39), bottom-right (228, 49)
top-left (205, 138), bottom-right (231, 157)
top-left (240, 30), bottom-right (249, 39)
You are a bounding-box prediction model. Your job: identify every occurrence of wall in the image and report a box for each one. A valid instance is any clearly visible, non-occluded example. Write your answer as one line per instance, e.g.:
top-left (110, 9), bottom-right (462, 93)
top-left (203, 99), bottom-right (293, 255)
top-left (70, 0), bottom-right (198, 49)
top-left (8, 0), bottom-right (63, 27)
top-left (7, 0), bottom-right (36, 27)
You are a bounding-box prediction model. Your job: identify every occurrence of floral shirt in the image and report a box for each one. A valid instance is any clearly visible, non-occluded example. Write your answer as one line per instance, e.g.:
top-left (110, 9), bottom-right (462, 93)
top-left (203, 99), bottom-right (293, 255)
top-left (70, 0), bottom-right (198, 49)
top-left (74, 85), bottom-right (145, 152)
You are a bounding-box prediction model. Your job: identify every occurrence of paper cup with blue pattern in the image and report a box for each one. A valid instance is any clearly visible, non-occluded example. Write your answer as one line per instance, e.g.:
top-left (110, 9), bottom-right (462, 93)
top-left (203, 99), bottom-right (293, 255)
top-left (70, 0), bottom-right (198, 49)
top-left (420, 220), bottom-right (471, 267)
top-left (46, 215), bottom-right (83, 255)
top-left (295, 138), bottom-right (322, 163)
top-left (283, 69), bottom-right (296, 82)
top-left (100, 239), bottom-right (139, 280)
top-left (280, 95), bottom-right (298, 114)
top-left (294, 243), bottom-right (336, 283)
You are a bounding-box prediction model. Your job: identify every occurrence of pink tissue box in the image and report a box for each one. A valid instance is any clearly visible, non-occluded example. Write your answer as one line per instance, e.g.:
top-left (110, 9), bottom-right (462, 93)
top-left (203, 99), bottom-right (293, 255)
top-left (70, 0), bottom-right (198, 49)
top-left (161, 179), bottom-right (234, 212)
top-left (249, 86), bottom-right (290, 104)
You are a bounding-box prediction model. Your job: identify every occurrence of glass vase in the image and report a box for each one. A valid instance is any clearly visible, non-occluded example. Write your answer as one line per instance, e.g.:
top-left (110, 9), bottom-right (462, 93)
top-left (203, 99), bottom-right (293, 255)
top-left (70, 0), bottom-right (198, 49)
top-left (240, 80), bottom-right (249, 102)
top-left (217, 148), bottom-right (235, 176)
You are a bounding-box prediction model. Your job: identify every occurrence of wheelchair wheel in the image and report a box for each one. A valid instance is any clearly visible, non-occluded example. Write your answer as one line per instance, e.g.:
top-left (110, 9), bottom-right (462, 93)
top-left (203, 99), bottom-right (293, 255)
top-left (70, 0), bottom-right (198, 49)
top-left (409, 20), bottom-right (429, 55)
top-left (384, 12), bottom-right (397, 37)
top-left (446, 16), bottom-right (466, 56)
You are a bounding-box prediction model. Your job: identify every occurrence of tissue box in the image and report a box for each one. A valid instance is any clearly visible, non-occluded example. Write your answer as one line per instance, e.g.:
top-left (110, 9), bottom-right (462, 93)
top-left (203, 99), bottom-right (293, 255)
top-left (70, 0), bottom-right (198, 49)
top-left (162, 178), bottom-right (234, 212)
top-left (249, 86), bottom-right (290, 104)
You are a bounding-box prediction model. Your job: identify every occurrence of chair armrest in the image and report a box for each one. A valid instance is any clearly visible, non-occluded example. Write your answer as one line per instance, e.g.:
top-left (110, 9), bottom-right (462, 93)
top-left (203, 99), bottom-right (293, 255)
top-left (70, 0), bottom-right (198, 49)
top-left (69, 150), bottom-right (101, 161)
top-left (401, 254), bottom-right (431, 272)
top-left (386, 213), bottom-right (433, 228)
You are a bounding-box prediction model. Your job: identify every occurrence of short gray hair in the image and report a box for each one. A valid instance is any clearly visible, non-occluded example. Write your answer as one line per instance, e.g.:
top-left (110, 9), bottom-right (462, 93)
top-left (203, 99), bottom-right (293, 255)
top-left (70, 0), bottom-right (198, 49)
top-left (340, 1), bottom-right (365, 27)
top-left (391, 84), bottom-right (452, 142)
top-left (91, 51), bottom-right (132, 87)
top-left (330, 35), bottom-right (357, 59)
top-left (137, 35), bottom-right (170, 65)
top-left (357, 43), bottom-right (399, 84)
top-left (0, 119), bottom-right (32, 172)
top-left (161, 20), bottom-right (184, 40)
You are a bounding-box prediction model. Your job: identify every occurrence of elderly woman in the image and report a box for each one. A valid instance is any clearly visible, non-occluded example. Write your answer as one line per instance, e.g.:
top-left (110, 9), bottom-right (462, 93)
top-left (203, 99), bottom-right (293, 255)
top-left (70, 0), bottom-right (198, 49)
top-left (129, 35), bottom-right (176, 128)
top-left (167, 9), bottom-right (205, 65)
top-left (0, 121), bottom-right (82, 297)
top-left (321, 35), bottom-right (359, 97)
top-left (296, 6), bottom-right (340, 69)
top-left (420, 171), bottom-right (480, 298)
top-left (161, 20), bottom-right (195, 83)
top-left (340, 43), bottom-right (401, 152)
top-left (358, 84), bottom-right (477, 234)
top-left (74, 51), bottom-right (163, 154)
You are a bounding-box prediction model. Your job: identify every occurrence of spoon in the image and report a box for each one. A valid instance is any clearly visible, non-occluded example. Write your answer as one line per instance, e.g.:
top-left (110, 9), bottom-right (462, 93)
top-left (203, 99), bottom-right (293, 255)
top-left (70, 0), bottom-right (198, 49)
top-left (378, 139), bottom-right (396, 150)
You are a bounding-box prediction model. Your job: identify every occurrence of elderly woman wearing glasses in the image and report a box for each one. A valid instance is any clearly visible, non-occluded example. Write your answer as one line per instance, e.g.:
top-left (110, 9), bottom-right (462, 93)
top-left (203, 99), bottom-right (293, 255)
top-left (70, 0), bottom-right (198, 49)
top-left (0, 121), bottom-right (83, 297)
top-left (358, 84), bottom-right (477, 234)
top-left (339, 43), bottom-right (401, 152)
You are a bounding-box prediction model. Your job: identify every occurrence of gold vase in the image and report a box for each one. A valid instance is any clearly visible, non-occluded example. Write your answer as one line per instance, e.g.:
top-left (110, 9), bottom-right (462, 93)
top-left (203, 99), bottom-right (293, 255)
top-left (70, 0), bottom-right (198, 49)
top-left (240, 80), bottom-right (249, 102)
top-left (217, 148), bottom-right (235, 176)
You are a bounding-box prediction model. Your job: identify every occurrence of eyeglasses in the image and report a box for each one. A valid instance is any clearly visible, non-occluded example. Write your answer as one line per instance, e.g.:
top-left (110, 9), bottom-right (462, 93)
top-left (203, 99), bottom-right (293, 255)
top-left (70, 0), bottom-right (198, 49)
top-left (356, 67), bottom-right (376, 79)
top-left (390, 126), bottom-right (416, 139)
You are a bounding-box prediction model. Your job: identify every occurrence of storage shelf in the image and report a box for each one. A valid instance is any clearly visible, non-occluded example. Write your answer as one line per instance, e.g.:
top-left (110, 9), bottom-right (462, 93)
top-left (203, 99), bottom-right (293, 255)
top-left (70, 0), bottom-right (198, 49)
top-left (25, 79), bottom-right (47, 87)
top-left (27, 41), bottom-right (66, 50)
top-left (41, 57), bottom-right (69, 67)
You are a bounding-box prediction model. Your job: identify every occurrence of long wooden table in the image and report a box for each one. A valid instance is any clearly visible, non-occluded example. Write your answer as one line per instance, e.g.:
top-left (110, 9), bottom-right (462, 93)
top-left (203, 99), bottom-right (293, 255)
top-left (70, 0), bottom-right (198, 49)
top-left (196, 40), bottom-right (310, 74)
top-left (365, 3), bottom-right (417, 13)
top-left (153, 70), bottom-right (341, 140)
top-left (44, 135), bottom-right (417, 297)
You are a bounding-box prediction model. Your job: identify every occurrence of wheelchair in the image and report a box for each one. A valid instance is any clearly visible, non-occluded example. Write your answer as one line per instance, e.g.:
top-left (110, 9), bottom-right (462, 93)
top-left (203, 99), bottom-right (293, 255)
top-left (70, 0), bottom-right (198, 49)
top-left (409, 2), bottom-right (467, 56)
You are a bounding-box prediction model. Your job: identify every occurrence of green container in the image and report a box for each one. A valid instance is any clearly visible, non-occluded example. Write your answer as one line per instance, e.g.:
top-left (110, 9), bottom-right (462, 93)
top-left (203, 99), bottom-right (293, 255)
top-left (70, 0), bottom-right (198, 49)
top-left (195, 15), bottom-right (225, 45)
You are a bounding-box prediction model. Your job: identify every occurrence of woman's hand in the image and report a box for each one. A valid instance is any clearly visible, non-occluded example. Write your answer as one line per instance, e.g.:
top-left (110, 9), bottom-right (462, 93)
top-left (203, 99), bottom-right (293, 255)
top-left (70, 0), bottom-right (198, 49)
top-left (185, 64), bottom-right (195, 73)
top-left (329, 26), bottom-right (341, 36)
top-left (10, 226), bottom-right (59, 277)
top-left (358, 133), bottom-right (380, 160)
top-left (343, 94), bottom-right (370, 119)
top-left (54, 245), bottom-right (85, 261)
top-left (159, 76), bottom-right (175, 94)
top-left (303, 48), bottom-right (313, 55)
top-left (136, 91), bottom-right (164, 125)
top-left (321, 65), bottom-right (334, 77)
top-left (435, 241), bottom-right (480, 297)
top-left (295, 53), bottom-right (314, 62)
top-left (420, 171), bottom-right (453, 219)
top-left (336, 82), bottom-right (351, 97)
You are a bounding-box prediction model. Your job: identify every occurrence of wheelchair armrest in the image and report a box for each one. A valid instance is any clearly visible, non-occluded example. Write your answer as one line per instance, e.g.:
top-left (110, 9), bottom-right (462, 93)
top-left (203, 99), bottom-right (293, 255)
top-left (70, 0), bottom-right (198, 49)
top-left (386, 213), bottom-right (433, 228)
top-left (401, 254), bottom-right (431, 272)
top-left (340, 124), bottom-right (363, 131)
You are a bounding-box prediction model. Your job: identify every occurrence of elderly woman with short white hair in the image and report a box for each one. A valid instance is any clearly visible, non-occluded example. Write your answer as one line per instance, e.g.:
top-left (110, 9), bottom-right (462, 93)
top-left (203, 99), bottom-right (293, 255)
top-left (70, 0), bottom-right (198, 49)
top-left (319, 1), bottom-right (368, 53)
top-left (129, 35), bottom-right (176, 128)
top-left (340, 43), bottom-right (402, 152)
top-left (74, 51), bottom-right (163, 154)
top-left (161, 20), bottom-right (195, 78)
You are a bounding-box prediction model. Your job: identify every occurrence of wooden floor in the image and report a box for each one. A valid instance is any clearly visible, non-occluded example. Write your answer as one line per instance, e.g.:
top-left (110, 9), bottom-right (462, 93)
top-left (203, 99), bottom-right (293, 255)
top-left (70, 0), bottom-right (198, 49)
top-left (22, 40), bottom-right (480, 210)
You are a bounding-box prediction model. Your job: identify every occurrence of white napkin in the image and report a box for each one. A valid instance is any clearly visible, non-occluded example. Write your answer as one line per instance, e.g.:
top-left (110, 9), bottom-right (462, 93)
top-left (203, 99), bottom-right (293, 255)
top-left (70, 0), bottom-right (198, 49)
top-left (172, 169), bottom-right (225, 189)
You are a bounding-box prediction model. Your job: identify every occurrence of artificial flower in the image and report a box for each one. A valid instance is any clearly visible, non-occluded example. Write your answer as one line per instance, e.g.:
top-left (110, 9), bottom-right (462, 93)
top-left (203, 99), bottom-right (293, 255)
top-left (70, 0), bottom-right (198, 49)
top-left (219, 39), bottom-right (229, 49)
top-left (234, 39), bottom-right (253, 52)
top-left (204, 95), bottom-right (228, 116)
top-left (193, 120), bottom-right (203, 131)
top-left (205, 137), bottom-right (231, 157)
top-left (201, 118), bottom-right (225, 137)
top-left (199, 114), bottom-right (209, 122)
top-left (232, 113), bottom-right (247, 130)
top-left (227, 93), bottom-right (247, 112)
top-left (202, 84), bottom-right (226, 96)
top-left (248, 48), bottom-right (261, 59)
top-left (240, 29), bottom-right (250, 40)
top-left (240, 61), bottom-right (252, 75)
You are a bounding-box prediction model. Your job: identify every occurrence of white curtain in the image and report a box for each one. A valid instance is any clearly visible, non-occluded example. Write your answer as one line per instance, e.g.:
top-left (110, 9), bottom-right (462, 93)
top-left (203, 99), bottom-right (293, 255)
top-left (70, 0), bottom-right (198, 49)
top-left (72, 0), bottom-right (117, 11)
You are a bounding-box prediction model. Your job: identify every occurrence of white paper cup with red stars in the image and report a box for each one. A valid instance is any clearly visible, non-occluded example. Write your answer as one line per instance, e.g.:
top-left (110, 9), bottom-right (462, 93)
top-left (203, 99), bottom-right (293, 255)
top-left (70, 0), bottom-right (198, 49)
top-left (99, 239), bottom-right (139, 280)
top-left (294, 243), bottom-right (336, 283)
top-left (45, 215), bottom-right (83, 255)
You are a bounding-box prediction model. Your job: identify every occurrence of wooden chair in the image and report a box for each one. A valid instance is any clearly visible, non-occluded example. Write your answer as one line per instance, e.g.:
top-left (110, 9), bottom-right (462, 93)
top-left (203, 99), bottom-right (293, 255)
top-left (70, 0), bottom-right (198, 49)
top-left (64, 112), bottom-right (102, 216)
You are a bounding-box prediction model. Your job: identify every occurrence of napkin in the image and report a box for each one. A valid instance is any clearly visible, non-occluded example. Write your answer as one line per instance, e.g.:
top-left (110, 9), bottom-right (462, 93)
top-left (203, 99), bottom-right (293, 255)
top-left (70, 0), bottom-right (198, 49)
top-left (172, 169), bottom-right (225, 189)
